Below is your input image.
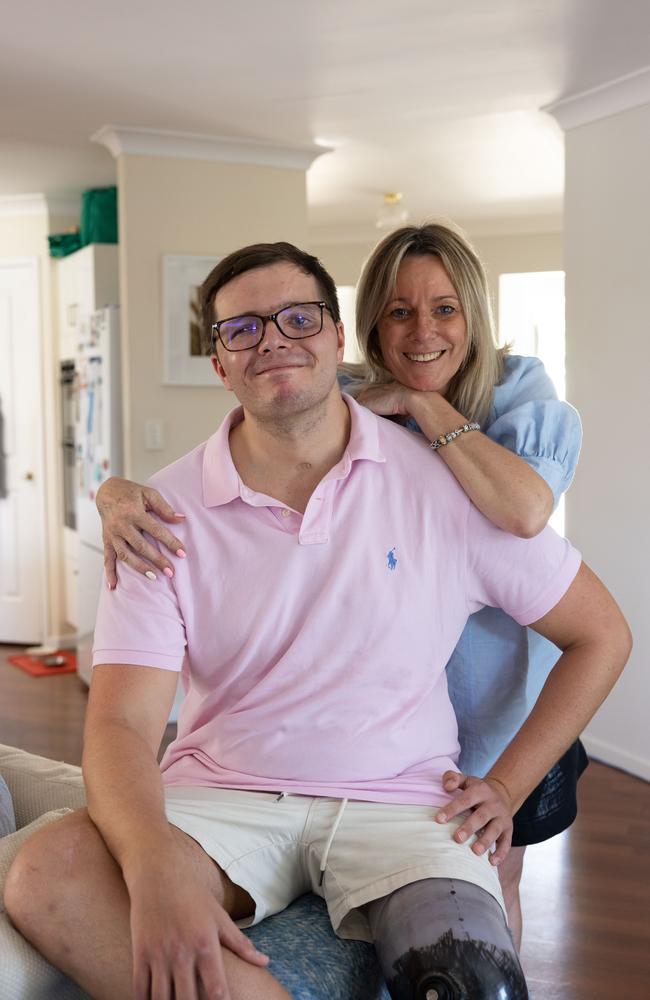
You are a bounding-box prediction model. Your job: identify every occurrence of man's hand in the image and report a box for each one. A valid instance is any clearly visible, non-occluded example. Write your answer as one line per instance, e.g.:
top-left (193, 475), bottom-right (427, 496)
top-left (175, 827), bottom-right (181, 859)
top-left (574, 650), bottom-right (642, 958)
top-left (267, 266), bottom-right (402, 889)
top-left (96, 476), bottom-right (187, 588)
top-left (129, 861), bottom-right (268, 1000)
top-left (435, 770), bottom-right (514, 866)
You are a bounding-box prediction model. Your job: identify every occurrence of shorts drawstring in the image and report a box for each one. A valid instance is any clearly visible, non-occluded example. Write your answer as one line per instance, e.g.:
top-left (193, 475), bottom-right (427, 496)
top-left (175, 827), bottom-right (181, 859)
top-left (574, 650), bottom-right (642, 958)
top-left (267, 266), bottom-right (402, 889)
top-left (275, 792), bottom-right (348, 887)
top-left (319, 798), bottom-right (348, 886)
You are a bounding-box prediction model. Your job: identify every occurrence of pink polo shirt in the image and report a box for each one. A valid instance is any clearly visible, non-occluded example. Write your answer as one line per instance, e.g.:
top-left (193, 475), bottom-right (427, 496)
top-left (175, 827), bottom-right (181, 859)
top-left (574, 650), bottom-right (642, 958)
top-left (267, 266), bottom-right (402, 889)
top-left (93, 395), bottom-right (581, 806)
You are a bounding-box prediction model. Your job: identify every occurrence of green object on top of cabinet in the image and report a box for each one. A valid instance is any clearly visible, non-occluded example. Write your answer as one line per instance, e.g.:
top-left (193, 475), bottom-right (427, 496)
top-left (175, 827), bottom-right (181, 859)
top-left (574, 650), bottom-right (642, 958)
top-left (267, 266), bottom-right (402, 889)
top-left (80, 186), bottom-right (118, 246)
top-left (48, 231), bottom-right (83, 258)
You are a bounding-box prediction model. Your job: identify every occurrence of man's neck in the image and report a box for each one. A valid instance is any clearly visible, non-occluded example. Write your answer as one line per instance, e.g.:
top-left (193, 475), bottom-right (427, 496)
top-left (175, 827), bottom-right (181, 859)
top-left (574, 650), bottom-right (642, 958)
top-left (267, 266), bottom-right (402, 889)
top-left (228, 392), bottom-right (351, 513)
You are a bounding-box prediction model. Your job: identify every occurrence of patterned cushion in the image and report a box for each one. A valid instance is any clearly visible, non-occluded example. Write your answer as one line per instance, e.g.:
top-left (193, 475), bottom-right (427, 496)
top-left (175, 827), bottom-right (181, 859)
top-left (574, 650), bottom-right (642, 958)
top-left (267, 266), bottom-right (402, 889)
top-left (245, 894), bottom-right (389, 1000)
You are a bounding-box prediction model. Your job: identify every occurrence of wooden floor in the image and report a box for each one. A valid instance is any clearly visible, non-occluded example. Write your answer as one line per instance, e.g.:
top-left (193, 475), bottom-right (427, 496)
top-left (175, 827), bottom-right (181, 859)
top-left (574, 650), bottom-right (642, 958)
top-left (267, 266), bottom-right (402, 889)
top-left (1, 644), bottom-right (649, 998)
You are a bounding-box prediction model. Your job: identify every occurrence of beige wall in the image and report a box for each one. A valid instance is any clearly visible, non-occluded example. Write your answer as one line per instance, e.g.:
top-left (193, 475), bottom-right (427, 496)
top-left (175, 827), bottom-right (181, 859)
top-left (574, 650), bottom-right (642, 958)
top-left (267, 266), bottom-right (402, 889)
top-left (472, 231), bottom-right (563, 316)
top-left (309, 240), bottom-right (375, 288)
top-left (564, 102), bottom-right (650, 780)
top-left (117, 154), bottom-right (310, 480)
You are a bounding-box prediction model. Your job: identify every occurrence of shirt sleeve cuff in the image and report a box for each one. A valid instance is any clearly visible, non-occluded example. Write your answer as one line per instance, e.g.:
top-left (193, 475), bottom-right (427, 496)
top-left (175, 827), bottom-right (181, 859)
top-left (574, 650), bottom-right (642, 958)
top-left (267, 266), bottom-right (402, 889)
top-left (518, 454), bottom-right (573, 508)
top-left (92, 649), bottom-right (184, 672)
top-left (513, 547), bottom-right (582, 626)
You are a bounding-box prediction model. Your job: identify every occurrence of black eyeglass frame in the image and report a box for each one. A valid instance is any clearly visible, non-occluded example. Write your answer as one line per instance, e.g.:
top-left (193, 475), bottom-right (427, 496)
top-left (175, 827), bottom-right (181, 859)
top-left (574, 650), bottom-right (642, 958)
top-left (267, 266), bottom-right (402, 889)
top-left (211, 301), bottom-right (333, 352)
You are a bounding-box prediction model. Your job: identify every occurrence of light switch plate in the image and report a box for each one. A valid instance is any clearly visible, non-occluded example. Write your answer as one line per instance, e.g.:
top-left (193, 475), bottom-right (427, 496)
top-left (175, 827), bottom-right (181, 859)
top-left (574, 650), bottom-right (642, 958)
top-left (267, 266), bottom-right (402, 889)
top-left (145, 419), bottom-right (165, 451)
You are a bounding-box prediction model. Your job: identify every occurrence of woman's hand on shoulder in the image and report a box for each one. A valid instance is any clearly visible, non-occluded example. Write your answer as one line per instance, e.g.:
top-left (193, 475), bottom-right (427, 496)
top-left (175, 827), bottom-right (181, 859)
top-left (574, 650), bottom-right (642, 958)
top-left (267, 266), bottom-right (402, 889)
top-left (96, 477), bottom-right (187, 589)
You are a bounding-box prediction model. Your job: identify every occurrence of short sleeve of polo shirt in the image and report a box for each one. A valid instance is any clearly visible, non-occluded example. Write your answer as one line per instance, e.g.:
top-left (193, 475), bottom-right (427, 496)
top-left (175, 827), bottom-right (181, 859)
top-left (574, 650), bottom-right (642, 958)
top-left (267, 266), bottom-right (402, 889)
top-left (93, 559), bottom-right (186, 671)
top-left (464, 501), bottom-right (582, 626)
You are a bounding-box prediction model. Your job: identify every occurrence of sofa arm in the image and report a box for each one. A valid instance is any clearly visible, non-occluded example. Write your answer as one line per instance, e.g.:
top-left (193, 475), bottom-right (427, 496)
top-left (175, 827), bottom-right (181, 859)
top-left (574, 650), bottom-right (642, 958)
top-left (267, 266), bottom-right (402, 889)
top-left (0, 745), bottom-right (86, 830)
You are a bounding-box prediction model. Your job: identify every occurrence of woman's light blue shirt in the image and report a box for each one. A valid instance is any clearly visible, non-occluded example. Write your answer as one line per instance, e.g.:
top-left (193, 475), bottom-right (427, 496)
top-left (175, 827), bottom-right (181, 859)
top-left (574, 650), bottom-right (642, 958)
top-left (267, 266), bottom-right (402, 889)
top-left (441, 355), bottom-right (582, 776)
top-left (340, 354), bottom-right (582, 777)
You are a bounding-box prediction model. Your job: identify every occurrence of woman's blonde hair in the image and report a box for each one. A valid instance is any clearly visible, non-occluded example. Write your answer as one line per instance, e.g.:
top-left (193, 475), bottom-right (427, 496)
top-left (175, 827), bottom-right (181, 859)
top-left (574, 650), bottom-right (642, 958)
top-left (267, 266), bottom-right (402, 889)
top-left (343, 222), bottom-right (508, 425)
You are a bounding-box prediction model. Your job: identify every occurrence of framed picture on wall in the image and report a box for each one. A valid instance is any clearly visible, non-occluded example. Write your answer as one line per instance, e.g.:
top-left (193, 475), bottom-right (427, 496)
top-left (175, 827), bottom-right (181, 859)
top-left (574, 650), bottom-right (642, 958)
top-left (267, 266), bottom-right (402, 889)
top-left (162, 254), bottom-right (222, 386)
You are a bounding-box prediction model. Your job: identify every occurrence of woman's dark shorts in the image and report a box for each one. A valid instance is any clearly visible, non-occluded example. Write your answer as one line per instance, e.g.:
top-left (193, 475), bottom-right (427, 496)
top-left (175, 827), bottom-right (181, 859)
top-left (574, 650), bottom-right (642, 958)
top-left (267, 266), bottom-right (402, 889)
top-left (511, 739), bottom-right (589, 847)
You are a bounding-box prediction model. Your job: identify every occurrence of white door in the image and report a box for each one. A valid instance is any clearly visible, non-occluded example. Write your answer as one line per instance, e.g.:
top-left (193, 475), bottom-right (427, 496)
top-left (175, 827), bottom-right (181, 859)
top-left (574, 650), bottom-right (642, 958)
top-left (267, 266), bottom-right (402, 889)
top-left (0, 258), bottom-right (46, 642)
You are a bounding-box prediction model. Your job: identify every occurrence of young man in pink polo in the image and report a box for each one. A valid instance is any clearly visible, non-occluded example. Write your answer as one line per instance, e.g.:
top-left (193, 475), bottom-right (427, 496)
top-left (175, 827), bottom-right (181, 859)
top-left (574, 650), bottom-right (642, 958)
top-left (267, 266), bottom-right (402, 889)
top-left (6, 243), bottom-right (630, 1000)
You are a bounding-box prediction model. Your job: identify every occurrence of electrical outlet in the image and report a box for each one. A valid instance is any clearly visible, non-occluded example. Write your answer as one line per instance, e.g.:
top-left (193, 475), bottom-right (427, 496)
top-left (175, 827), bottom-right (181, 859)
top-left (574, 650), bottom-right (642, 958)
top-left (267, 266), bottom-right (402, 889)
top-left (145, 419), bottom-right (165, 451)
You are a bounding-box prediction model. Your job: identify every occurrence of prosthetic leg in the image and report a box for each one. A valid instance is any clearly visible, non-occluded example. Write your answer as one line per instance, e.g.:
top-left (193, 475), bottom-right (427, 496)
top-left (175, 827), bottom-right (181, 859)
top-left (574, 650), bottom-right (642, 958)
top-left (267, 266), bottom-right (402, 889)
top-left (367, 878), bottom-right (528, 1000)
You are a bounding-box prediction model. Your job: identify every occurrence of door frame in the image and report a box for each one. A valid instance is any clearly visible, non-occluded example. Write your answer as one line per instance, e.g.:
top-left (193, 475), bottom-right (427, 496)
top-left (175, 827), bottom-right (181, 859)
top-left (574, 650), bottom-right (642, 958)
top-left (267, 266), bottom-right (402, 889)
top-left (0, 256), bottom-right (48, 644)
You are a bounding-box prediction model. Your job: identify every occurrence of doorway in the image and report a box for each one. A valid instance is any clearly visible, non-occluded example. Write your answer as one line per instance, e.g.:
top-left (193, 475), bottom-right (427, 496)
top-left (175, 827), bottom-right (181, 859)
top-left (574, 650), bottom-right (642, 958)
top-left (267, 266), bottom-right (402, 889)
top-left (0, 257), bottom-right (47, 642)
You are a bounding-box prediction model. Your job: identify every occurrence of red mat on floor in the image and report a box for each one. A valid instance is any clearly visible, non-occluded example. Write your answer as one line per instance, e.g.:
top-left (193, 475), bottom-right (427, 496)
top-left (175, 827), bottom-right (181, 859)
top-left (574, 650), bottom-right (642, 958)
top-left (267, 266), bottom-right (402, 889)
top-left (8, 650), bottom-right (77, 677)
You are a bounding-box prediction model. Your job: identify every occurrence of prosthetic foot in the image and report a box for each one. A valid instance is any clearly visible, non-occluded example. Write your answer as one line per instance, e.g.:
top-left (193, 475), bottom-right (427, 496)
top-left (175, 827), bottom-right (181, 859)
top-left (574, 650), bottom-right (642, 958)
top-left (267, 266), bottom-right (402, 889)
top-left (367, 877), bottom-right (528, 1000)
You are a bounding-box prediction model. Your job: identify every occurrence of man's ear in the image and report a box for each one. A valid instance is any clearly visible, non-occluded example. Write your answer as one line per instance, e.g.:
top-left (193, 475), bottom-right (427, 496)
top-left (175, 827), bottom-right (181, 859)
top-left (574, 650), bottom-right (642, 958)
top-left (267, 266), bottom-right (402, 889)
top-left (336, 321), bottom-right (345, 364)
top-left (211, 354), bottom-right (232, 390)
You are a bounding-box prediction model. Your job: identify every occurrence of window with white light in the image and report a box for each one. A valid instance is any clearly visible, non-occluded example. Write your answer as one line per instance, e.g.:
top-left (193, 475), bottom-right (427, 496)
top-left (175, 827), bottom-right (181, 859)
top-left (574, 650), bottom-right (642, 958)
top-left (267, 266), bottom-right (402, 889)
top-left (336, 285), bottom-right (363, 364)
top-left (498, 271), bottom-right (566, 535)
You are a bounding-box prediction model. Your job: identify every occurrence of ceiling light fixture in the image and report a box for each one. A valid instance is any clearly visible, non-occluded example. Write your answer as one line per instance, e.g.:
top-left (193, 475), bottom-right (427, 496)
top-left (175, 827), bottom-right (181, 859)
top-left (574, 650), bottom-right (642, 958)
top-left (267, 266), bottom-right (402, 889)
top-left (375, 192), bottom-right (409, 229)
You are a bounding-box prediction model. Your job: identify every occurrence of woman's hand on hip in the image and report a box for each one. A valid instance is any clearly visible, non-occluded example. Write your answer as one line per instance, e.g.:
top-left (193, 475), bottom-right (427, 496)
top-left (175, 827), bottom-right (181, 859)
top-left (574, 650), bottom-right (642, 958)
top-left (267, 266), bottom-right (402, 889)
top-left (96, 476), bottom-right (187, 589)
top-left (435, 770), bottom-right (514, 866)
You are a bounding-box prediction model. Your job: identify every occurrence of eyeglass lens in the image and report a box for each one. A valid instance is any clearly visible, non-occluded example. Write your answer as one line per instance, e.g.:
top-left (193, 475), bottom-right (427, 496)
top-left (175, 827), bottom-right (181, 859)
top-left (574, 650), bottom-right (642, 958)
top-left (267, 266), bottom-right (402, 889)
top-left (219, 303), bottom-right (324, 351)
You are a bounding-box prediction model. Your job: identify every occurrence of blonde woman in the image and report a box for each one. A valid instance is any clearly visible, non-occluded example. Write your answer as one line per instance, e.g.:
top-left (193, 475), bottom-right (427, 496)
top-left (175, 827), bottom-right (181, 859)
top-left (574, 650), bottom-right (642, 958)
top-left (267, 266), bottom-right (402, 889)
top-left (96, 223), bottom-right (583, 948)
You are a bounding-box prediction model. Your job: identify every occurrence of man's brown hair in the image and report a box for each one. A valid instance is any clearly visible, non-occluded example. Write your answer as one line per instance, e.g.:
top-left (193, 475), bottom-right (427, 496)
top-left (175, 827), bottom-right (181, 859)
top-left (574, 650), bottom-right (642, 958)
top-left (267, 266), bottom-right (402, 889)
top-left (201, 242), bottom-right (341, 351)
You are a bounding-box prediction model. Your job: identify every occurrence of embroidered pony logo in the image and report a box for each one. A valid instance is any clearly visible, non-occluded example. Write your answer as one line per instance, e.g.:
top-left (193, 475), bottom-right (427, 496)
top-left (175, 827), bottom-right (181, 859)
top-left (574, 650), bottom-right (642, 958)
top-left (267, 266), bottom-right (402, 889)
top-left (387, 547), bottom-right (398, 571)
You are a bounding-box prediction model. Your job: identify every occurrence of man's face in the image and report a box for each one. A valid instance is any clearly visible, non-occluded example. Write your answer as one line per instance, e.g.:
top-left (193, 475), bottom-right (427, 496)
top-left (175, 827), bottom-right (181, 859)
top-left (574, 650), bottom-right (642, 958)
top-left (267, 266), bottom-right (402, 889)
top-left (211, 262), bottom-right (345, 421)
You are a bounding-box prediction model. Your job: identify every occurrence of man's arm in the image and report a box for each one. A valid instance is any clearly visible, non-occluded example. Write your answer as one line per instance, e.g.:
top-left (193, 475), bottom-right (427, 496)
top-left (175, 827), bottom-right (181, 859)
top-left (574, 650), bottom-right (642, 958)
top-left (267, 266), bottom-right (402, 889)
top-left (83, 664), bottom-right (179, 861)
top-left (83, 664), bottom-right (268, 999)
top-left (438, 562), bottom-right (632, 861)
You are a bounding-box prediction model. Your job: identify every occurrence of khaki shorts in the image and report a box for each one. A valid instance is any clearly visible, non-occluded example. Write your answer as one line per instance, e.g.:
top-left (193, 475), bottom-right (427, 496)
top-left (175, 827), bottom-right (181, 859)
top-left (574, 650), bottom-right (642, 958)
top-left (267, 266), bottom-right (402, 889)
top-left (164, 786), bottom-right (505, 942)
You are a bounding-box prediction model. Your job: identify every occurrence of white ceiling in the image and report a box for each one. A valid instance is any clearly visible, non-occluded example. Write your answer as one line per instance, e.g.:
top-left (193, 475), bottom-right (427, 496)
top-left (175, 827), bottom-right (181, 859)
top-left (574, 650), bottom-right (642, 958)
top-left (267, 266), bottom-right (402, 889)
top-left (2, 0), bottom-right (650, 239)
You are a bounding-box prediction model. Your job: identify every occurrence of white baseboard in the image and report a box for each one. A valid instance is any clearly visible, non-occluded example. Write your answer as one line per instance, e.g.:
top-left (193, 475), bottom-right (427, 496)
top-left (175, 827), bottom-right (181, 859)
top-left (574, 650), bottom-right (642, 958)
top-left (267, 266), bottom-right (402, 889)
top-left (582, 735), bottom-right (650, 782)
top-left (25, 633), bottom-right (79, 655)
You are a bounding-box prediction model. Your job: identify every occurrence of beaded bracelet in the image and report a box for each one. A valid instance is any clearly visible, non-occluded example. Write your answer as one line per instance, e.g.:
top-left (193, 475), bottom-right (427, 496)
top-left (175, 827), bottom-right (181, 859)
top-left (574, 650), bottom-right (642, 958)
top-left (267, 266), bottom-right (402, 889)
top-left (429, 422), bottom-right (480, 451)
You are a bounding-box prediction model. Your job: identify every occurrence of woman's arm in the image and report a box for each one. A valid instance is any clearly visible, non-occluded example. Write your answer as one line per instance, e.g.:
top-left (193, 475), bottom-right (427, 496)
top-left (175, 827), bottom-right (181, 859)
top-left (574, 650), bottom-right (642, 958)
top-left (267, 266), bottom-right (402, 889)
top-left (437, 562), bottom-right (632, 862)
top-left (96, 477), bottom-right (187, 588)
top-left (358, 383), bottom-right (553, 538)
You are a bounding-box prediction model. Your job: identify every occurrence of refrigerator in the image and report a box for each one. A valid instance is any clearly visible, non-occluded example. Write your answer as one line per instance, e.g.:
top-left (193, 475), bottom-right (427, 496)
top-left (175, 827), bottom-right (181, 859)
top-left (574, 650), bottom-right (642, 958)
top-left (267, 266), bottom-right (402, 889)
top-left (75, 306), bottom-right (122, 685)
top-left (73, 308), bottom-right (184, 723)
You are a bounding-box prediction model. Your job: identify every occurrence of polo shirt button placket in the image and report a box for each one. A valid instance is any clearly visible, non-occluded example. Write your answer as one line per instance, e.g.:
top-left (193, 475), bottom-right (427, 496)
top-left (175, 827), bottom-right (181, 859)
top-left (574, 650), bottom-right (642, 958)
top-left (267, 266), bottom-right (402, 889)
top-left (299, 490), bottom-right (333, 545)
top-left (274, 506), bottom-right (299, 533)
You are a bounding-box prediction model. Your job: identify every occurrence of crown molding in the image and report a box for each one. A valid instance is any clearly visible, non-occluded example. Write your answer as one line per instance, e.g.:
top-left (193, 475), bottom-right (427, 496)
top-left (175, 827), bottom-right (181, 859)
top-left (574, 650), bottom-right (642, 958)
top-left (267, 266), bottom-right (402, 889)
top-left (0, 193), bottom-right (48, 218)
top-left (91, 125), bottom-right (328, 170)
top-left (544, 65), bottom-right (650, 131)
top-left (0, 193), bottom-right (81, 220)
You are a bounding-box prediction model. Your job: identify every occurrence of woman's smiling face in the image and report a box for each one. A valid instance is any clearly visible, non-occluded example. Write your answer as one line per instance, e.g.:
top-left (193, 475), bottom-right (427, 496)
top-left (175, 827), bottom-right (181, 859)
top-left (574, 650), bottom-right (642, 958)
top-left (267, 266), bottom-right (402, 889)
top-left (376, 254), bottom-right (469, 396)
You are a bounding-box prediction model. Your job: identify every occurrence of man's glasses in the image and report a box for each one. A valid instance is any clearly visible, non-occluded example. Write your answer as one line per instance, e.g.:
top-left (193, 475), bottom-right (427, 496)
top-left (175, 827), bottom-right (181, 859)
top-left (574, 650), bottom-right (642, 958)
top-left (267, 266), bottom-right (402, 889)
top-left (212, 301), bottom-right (332, 352)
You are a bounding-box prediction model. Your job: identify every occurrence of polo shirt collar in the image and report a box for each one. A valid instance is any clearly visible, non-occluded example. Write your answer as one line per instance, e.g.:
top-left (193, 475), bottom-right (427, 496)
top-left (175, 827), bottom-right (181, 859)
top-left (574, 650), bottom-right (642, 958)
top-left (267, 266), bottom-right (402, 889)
top-left (202, 407), bottom-right (244, 508)
top-left (343, 392), bottom-right (386, 465)
top-left (202, 393), bottom-right (385, 509)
